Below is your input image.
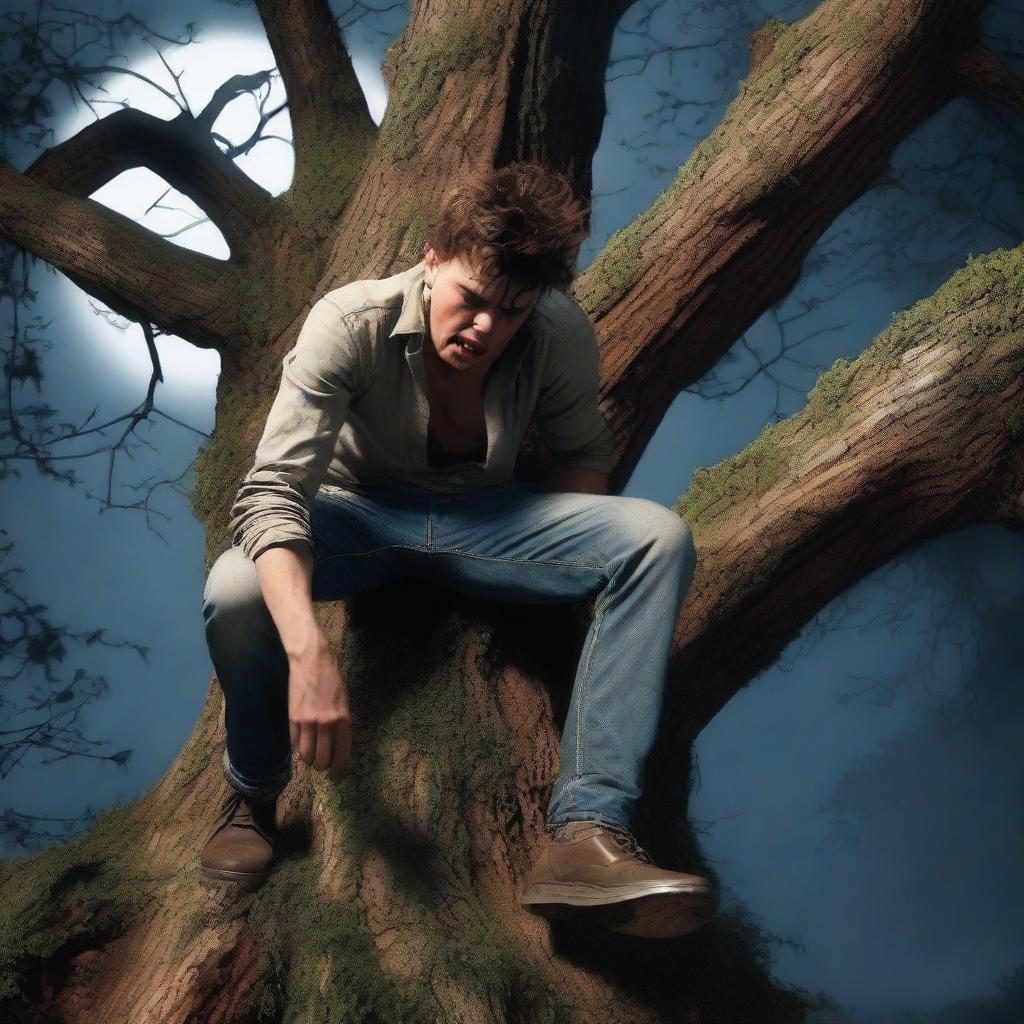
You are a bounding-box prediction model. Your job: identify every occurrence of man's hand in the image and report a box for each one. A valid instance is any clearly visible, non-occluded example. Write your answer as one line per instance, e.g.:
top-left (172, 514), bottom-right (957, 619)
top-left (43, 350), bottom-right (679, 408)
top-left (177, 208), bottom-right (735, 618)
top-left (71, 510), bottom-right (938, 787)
top-left (287, 632), bottom-right (352, 772)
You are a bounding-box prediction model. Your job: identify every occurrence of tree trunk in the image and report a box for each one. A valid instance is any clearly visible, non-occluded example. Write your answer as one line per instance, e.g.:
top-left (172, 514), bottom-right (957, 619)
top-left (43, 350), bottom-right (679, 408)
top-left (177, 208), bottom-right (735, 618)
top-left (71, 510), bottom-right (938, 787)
top-left (2, 0), bottom-right (1020, 1020)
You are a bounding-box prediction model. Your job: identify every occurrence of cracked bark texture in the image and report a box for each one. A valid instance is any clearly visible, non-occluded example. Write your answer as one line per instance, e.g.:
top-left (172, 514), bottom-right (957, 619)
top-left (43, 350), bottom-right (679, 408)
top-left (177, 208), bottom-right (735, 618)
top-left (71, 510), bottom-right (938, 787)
top-left (1, 0), bottom-right (1021, 1021)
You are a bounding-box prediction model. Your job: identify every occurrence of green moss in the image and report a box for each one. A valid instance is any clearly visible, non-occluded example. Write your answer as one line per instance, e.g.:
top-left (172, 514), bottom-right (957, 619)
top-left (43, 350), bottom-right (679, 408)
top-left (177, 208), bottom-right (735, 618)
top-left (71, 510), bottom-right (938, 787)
top-left (231, 610), bottom-right (574, 1023)
top-left (577, 133), bottom-right (731, 320)
top-left (419, 911), bottom-right (575, 1024)
top-left (834, 15), bottom-right (872, 49)
top-left (872, 247), bottom-right (1024, 372)
top-left (576, 194), bottom-right (668, 319)
top-left (225, 260), bottom-right (277, 351)
top-left (377, 7), bottom-right (506, 163)
top-left (285, 122), bottom-right (377, 241)
top-left (167, 898), bottom-right (213, 964)
top-left (240, 845), bottom-right (572, 1024)
top-left (671, 246), bottom-right (1024, 542)
top-left (673, 426), bottom-right (790, 533)
top-left (734, 5), bottom-right (881, 149)
top-left (335, 611), bottom-right (521, 882)
top-left (576, 14), bottom-right (837, 319)
top-left (0, 804), bottom-right (148, 1007)
top-left (239, 850), bottom-right (439, 1024)
top-left (751, 16), bottom-right (789, 58)
top-left (804, 355), bottom-right (856, 432)
top-left (387, 201), bottom-right (434, 270)
top-left (735, 15), bottom-right (823, 111)
top-left (580, 91), bottom-right (803, 320)
top-left (240, 292), bottom-right (274, 351)
top-left (677, 133), bottom-right (726, 195)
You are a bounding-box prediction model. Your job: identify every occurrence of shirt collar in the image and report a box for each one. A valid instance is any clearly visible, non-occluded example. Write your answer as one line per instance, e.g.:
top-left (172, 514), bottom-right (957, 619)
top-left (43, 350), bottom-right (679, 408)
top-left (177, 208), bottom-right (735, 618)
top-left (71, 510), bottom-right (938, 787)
top-left (390, 260), bottom-right (430, 339)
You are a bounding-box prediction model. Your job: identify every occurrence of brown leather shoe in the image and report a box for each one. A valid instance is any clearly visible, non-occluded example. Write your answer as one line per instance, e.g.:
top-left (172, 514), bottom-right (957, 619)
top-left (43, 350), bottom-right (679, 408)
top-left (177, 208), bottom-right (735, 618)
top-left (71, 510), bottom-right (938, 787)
top-left (200, 789), bottom-right (277, 886)
top-left (521, 820), bottom-right (717, 938)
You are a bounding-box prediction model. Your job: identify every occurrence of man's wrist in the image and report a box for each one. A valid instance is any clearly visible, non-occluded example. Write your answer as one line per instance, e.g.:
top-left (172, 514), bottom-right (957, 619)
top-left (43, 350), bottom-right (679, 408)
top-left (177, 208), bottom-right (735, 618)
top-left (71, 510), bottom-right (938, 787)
top-left (282, 625), bottom-right (329, 661)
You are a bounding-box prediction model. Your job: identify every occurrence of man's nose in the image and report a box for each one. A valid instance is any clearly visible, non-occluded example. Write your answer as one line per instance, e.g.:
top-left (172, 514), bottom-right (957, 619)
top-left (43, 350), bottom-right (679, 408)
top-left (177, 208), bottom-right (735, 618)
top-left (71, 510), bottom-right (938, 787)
top-left (473, 310), bottom-right (495, 333)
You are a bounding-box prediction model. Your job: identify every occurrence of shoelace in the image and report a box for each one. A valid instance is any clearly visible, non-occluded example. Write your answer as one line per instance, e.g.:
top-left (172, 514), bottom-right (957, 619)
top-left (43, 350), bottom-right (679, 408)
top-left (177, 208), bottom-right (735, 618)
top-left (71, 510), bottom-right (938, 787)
top-left (212, 790), bottom-right (274, 841)
top-left (599, 822), bottom-right (653, 864)
top-left (552, 820), bottom-right (654, 864)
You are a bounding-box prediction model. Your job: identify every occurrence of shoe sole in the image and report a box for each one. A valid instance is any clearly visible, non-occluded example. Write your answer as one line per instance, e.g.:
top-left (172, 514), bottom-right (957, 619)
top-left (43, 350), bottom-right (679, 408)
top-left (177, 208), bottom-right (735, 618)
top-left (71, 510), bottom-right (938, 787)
top-left (522, 883), bottom-right (717, 939)
top-left (521, 878), bottom-right (714, 906)
top-left (200, 865), bottom-right (268, 887)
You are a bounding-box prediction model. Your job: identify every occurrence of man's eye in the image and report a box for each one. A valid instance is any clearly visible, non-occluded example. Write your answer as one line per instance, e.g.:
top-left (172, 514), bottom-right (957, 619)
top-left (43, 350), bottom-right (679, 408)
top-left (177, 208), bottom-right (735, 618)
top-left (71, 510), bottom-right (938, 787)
top-left (459, 293), bottom-right (520, 319)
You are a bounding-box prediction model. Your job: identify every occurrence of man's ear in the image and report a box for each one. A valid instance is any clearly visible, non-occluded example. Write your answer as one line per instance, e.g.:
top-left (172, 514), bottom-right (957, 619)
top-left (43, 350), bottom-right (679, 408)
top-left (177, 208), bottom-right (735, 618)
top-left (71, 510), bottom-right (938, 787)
top-left (423, 243), bottom-right (437, 285)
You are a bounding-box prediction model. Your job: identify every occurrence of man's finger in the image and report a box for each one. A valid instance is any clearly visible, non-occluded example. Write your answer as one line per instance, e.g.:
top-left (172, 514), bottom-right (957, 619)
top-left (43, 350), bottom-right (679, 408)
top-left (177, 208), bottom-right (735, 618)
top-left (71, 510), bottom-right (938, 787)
top-left (298, 721), bottom-right (317, 766)
top-left (314, 723), bottom-right (334, 771)
top-left (289, 720), bottom-right (299, 754)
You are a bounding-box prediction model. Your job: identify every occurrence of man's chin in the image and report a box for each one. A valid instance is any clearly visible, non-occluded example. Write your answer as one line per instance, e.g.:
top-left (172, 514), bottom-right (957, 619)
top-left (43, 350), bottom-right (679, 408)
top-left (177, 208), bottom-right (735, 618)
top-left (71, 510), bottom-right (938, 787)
top-left (443, 346), bottom-right (482, 368)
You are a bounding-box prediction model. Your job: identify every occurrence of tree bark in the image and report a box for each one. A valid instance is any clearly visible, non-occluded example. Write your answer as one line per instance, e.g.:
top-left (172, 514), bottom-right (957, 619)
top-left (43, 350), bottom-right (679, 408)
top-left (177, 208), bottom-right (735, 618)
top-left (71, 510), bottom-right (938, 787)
top-left (23, 103), bottom-right (274, 254)
top-left (1, 0), bottom-right (1020, 1021)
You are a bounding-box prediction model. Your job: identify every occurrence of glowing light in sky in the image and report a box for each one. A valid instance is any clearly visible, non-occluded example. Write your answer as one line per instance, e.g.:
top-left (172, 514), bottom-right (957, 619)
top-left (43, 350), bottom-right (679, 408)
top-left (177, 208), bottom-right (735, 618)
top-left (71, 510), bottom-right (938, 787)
top-left (81, 29), bottom-right (388, 254)
top-left (51, 24), bottom-right (388, 401)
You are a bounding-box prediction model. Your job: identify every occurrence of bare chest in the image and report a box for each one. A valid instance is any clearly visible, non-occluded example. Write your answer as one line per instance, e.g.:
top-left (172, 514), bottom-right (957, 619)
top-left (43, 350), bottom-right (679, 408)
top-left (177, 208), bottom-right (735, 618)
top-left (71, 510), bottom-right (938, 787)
top-left (425, 385), bottom-right (487, 467)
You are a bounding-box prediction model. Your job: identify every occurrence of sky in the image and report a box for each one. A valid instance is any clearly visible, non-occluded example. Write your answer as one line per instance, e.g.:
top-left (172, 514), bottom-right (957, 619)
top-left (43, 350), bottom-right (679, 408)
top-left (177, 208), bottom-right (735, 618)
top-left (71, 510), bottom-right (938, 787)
top-left (2, 1), bottom-right (1023, 1021)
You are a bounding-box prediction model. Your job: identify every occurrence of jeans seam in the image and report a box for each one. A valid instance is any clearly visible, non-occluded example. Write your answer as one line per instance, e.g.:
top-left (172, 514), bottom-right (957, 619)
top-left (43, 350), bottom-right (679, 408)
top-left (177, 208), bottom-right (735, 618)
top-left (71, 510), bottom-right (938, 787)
top-left (315, 544), bottom-right (430, 565)
top-left (571, 604), bottom-right (606, 814)
top-left (429, 548), bottom-right (606, 571)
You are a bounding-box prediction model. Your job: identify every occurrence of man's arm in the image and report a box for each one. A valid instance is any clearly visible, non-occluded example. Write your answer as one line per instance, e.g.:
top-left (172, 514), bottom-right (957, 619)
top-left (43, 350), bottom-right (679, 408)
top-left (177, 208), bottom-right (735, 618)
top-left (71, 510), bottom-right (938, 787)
top-left (230, 296), bottom-right (364, 563)
top-left (534, 300), bottom-right (617, 487)
top-left (253, 541), bottom-right (334, 658)
top-left (229, 296), bottom-right (365, 772)
top-left (254, 541), bottom-right (352, 773)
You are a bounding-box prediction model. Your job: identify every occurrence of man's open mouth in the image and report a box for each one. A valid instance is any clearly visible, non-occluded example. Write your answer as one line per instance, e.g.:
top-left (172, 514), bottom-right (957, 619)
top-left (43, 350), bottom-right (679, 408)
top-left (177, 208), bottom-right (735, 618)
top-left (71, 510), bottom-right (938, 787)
top-left (454, 336), bottom-right (485, 355)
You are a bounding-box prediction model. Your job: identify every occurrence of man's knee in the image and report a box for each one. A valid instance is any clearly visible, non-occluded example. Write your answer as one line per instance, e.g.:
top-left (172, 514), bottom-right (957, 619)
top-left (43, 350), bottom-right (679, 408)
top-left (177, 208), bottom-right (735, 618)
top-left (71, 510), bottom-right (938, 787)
top-left (630, 499), bottom-right (698, 575)
top-left (202, 546), bottom-right (268, 627)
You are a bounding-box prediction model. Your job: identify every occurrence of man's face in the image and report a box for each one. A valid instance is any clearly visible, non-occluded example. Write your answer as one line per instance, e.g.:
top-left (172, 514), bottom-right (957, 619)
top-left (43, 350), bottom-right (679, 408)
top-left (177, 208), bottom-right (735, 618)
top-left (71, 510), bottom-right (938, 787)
top-left (422, 244), bottom-right (541, 385)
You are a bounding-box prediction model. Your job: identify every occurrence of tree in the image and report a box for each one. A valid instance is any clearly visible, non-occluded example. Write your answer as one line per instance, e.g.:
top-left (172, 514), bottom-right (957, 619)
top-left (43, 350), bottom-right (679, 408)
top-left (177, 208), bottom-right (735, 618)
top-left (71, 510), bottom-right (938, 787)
top-left (1, 0), bottom-right (1022, 1020)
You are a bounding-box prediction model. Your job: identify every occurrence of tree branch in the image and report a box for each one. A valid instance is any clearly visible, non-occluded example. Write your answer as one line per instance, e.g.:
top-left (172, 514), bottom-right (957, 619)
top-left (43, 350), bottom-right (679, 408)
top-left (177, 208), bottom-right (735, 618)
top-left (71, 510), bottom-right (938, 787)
top-left (254, 0), bottom-right (377, 208)
top-left (657, 243), bottom-right (1024, 751)
top-left (492, 0), bottom-right (635, 198)
top-left (0, 160), bottom-right (228, 349)
top-left (328, 0), bottom-right (630, 280)
top-left (22, 102), bottom-right (274, 258)
top-left (563, 0), bottom-right (990, 493)
top-left (954, 41), bottom-right (1024, 116)
top-left (200, 72), bottom-right (291, 164)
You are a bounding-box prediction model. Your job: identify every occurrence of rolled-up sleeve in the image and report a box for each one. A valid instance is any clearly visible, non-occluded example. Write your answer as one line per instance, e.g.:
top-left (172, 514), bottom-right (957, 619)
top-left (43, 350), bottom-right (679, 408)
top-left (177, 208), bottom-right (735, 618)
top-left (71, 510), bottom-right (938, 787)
top-left (229, 297), bottom-right (364, 562)
top-left (535, 312), bottom-right (616, 474)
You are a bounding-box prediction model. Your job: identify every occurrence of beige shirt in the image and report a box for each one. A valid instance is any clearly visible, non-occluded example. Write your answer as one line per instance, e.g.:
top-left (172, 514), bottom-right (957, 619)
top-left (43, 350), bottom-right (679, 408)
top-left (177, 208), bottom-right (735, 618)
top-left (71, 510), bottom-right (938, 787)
top-left (230, 260), bottom-right (616, 562)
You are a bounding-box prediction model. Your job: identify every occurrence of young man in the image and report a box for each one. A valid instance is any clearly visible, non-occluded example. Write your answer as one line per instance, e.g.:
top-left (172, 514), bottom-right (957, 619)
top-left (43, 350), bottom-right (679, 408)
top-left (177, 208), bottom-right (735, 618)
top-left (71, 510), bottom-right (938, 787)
top-left (200, 162), bottom-right (716, 938)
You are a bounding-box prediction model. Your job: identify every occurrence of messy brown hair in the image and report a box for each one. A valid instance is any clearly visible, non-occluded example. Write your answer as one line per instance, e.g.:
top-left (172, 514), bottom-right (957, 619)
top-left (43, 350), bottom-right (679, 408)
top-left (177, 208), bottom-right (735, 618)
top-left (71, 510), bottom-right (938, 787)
top-left (424, 161), bottom-right (590, 293)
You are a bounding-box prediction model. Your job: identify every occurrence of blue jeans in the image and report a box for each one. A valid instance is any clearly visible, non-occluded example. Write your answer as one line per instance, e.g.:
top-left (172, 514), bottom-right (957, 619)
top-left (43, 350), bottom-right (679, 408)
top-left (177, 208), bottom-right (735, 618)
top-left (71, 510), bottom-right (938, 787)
top-left (201, 478), bottom-right (697, 832)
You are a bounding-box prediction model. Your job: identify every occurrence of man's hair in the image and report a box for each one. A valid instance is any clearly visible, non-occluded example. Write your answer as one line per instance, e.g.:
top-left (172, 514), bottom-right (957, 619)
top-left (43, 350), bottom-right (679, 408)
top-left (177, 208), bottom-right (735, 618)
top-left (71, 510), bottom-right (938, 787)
top-left (424, 161), bottom-right (590, 293)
